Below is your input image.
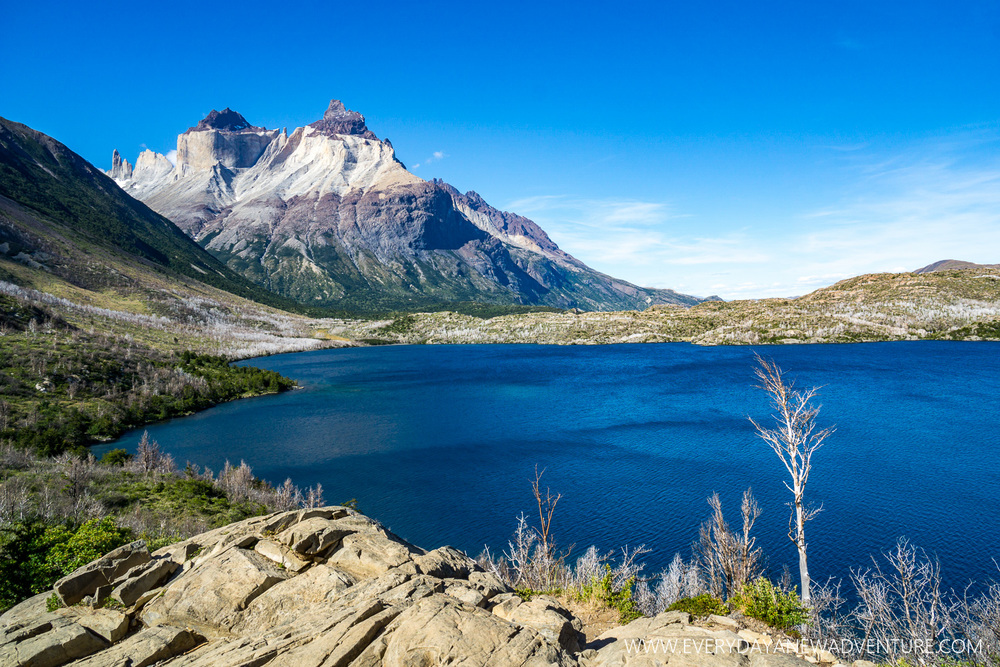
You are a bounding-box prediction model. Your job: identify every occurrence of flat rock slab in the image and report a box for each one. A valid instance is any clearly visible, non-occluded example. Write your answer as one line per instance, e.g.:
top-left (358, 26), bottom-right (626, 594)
top-left (590, 613), bottom-right (756, 667)
top-left (254, 539), bottom-right (311, 572)
top-left (0, 618), bottom-right (108, 667)
top-left (379, 594), bottom-right (576, 667)
top-left (71, 608), bottom-right (129, 644)
top-left (507, 596), bottom-right (583, 653)
top-left (112, 557), bottom-right (180, 606)
top-left (0, 592), bottom-right (52, 629)
top-left (142, 546), bottom-right (290, 636)
top-left (276, 516), bottom-right (355, 557)
top-left (70, 625), bottom-right (200, 667)
top-left (325, 532), bottom-right (421, 580)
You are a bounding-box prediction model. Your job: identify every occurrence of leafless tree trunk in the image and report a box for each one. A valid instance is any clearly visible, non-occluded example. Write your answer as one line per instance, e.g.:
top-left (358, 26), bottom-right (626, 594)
top-left (749, 354), bottom-right (835, 606)
top-left (531, 465), bottom-right (561, 559)
top-left (696, 489), bottom-right (762, 599)
top-left (852, 539), bottom-right (961, 665)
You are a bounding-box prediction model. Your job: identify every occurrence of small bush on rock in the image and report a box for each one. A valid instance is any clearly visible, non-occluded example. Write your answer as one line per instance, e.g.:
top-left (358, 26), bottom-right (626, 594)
top-left (45, 517), bottom-right (133, 575)
top-left (667, 593), bottom-right (729, 617)
top-left (732, 578), bottom-right (809, 630)
top-left (576, 565), bottom-right (642, 623)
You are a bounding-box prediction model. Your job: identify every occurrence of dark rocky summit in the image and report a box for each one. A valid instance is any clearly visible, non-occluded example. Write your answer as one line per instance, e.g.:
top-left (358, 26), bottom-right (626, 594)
top-left (189, 108), bottom-right (264, 133)
top-left (309, 99), bottom-right (378, 140)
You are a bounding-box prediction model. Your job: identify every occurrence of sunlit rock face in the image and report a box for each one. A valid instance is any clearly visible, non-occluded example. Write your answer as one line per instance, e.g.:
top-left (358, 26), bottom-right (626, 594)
top-left (109, 100), bottom-right (702, 312)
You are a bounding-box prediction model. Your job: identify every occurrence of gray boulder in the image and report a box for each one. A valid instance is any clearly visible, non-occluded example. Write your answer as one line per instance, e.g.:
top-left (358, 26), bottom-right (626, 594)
top-left (53, 540), bottom-right (150, 606)
top-left (111, 557), bottom-right (179, 606)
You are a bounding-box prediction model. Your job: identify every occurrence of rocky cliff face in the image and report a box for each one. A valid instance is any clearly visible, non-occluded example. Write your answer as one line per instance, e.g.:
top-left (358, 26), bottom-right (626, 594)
top-left (109, 101), bottom-right (703, 312)
top-left (0, 507), bottom-right (834, 667)
top-left (108, 149), bottom-right (132, 181)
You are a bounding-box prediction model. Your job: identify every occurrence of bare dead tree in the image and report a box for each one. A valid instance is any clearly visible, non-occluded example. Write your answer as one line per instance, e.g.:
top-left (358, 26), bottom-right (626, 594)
top-left (531, 465), bottom-right (561, 562)
top-left (129, 431), bottom-right (175, 476)
top-left (852, 539), bottom-right (962, 665)
top-left (749, 354), bottom-right (835, 605)
top-left (696, 489), bottom-right (762, 599)
top-left (305, 483), bottom-right (325, 509)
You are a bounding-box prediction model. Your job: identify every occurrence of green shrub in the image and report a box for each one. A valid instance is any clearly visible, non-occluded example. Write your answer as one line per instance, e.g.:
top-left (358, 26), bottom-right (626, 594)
top-left (100, 449), bottom-right (132, 466)
top-left (45, 593), bottom-right (63, 612)
top-left (45, 518), bottom-right (133, 576)
top-left (576, 565), bottom-right (642, 623)
top-left (0, 522), bottom-right (66, 611)
top-left (667, 594), bottom-right (729, 617)
top-left (731, 578), bottom-right (809, 630)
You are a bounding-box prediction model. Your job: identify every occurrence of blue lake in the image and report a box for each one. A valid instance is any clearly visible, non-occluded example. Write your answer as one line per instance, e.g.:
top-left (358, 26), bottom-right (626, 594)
top-left (98, 342), bottom-right (1000, 591)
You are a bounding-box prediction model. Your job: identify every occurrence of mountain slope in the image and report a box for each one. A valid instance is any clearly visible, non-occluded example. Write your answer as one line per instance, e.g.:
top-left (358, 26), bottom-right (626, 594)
top-left (110, 101), bottom-right (704, 312)
top-left (0, 116), bottom-right (319, 313)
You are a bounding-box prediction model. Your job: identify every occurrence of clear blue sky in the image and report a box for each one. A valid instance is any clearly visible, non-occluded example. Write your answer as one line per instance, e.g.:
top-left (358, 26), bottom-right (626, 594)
top-left (4, 0), bottom-right (999, 298)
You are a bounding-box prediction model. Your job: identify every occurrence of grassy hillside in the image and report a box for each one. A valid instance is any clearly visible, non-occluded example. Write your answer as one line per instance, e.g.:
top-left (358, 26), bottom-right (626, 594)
top-left (331, 268), bottom-right (1000, 345)
top-left (0, 117), bottom-right (369, 320)
top-left (0, 119), bottom-right (364, 456)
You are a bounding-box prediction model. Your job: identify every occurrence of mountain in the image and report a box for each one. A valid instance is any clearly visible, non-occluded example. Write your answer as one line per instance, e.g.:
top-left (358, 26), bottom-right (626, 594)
top-left (0, 115), bottom-right (316, 313)
top-left (915, 259), bottom-right (1000, 273)
top-left (109, 100), bottom-right (704, 313)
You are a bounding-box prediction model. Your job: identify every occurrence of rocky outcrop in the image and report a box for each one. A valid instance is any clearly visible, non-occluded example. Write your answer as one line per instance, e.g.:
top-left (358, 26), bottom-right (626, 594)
top-left (0, 508), bottom-right (841, 667)
top-left (189, 108), bottom-right (263, 133)
top-left (177, 124), bottom-right (279, 172)
top-left (309, 99), bottom-right (379, 140)
top-left (52, 539), bottom-right (150, 606)
top-left (108, 149), bottom-right (132, 181)
top-left (108, 101), bottom-right (705, 312)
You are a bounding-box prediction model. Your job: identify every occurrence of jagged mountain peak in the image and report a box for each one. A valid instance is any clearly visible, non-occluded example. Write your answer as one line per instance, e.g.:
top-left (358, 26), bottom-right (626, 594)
top-left (109, 102), bottom-right (704, 312)
top-left (308, 99), bottom-right (377, 140)
top-left (189, 108), bottom-right (263, 133)
top-left (109, 148), bottom-right (133, 180)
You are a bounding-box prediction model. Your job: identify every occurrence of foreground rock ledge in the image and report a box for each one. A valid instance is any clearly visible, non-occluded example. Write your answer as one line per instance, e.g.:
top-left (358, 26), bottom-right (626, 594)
top-left (1, 507), bottom-right (833, 666)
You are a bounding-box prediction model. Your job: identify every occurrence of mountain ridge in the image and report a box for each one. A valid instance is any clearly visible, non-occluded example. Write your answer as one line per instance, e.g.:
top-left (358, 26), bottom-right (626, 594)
top-left (915, 259), bottom-right (1000, 273)
top-left (109, 101), bottom-right (705, 313)
top-left (0, 115), bottom-right (339, 317)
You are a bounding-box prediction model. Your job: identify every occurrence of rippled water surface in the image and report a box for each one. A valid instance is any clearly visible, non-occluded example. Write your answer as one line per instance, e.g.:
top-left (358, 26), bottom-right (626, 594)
top-left (100, 342), bottom-right (1000, 589)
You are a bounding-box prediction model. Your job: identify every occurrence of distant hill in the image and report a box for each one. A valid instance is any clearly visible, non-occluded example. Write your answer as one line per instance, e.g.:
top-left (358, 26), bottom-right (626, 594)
top-left (915, 259), bottom-right (1000, 273)
top-left (337, 267), bottom-right (1000, 345)
top-left (109, 100), bottom-right (705, 313)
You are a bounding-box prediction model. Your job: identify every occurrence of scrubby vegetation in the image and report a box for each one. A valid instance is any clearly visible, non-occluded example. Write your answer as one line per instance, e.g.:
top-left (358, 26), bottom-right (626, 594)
top-left (476, 466), bottom-right (1000, 667)
top-left (666, 593), bottom-right (729, 618)
top-left (731, 578), bottom-right (810, 630)
top-left (0, 312), bottom-right (295, 455)
top-left (477, 469), bottom-right (651, 624)
top-left (334, 268), bottom-right (1000, 346)
top-left (0, 436), bottom-right (326, 612)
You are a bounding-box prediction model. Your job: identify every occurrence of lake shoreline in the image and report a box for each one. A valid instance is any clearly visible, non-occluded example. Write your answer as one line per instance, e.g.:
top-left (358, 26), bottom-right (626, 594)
top-left (99, 341), bottom-right (1000, 594)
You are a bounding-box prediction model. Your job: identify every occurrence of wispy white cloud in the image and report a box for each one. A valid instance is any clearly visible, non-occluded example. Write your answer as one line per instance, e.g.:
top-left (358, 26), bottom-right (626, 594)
top-left (504, 128), bottom-right (1000, 300)
top-left (410, 150), bottom-right (448, 170)
top-left (506, 195), bottom-right (774, 298)
top-left (164, 149), bottom-right (177, 166)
